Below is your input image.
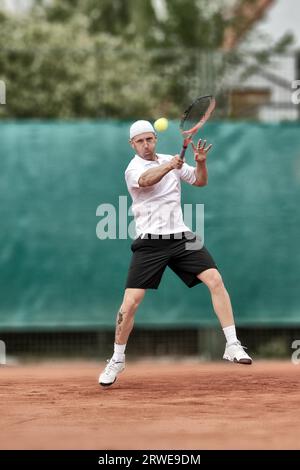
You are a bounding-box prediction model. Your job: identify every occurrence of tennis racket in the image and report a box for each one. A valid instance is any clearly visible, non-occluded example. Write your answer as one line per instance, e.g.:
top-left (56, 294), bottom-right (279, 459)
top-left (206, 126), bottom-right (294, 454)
top-left (179, 95), bottom-right (216, 160)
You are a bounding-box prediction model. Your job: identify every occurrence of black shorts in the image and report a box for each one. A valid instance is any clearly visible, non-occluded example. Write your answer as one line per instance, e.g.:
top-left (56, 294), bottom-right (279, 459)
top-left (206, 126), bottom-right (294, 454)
top-left (125, 232), bottom-right (218, 289)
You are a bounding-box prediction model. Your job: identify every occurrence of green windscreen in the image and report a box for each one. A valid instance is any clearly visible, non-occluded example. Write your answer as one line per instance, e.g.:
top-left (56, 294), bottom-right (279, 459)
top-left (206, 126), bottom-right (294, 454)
top-left (0, 121), bottom-right (299, 329)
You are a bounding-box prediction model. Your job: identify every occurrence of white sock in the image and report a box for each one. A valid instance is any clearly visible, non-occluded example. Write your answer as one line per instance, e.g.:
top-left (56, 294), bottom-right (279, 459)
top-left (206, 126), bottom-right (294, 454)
top-left (112, 343), bottom-right (126, 362)
top-left (223, 325), bottom-right (238, 345)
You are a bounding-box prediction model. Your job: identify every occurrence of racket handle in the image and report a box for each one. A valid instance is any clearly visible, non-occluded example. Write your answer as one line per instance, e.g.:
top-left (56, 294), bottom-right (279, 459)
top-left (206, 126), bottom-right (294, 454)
top-left (179, 145), bottom-right (188, 160)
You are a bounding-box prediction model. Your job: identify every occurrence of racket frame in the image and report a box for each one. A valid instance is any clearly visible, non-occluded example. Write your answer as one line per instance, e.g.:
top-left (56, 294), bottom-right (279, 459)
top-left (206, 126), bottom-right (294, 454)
top-left (179, 95), bottom-right (215, 160)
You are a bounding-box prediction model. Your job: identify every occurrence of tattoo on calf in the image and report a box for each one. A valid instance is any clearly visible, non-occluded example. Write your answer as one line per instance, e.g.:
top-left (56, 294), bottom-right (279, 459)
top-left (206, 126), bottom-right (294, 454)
top-left (115, 309), bottom-right (125, 342)
top-left (117, 311), bottom-right (123, 325)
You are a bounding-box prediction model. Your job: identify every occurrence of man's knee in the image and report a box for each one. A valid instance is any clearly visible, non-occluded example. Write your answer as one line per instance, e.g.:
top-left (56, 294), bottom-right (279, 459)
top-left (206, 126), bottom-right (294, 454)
top-left (198, 269), bottom-right (224, 291)
top-left (122, 288), bottom-right (145, 310)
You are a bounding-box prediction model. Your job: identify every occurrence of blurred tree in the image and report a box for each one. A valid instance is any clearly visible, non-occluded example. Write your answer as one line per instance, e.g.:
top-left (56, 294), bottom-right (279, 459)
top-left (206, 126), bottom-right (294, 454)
top-left (43, 0), bottom-right (132, 36)
top-left (37, 0), bottom-right (225, 48)
top-left (0, 12), bottom-right (168, 118)
top-left (0, 0), bottom-right (294, 118)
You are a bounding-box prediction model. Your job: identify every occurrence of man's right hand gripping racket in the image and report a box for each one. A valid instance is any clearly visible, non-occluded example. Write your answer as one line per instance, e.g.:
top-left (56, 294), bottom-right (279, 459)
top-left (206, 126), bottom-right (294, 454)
top-left (179, 95), bottom-right (216, 160)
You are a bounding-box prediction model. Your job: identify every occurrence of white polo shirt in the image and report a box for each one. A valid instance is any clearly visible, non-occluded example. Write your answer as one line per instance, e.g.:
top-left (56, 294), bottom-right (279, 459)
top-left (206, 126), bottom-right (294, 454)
top-left (125, 153), bottom-right (197, 236)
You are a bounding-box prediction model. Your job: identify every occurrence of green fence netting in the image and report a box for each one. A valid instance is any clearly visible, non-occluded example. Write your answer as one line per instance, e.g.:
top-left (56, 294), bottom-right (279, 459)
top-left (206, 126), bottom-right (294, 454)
top-left (0, 121), bottom-right (300, 329)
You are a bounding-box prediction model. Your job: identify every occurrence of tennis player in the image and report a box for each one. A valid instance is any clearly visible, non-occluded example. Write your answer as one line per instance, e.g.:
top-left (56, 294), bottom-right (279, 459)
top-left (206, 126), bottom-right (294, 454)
top-left (99, 120), bottom-right (252, 386)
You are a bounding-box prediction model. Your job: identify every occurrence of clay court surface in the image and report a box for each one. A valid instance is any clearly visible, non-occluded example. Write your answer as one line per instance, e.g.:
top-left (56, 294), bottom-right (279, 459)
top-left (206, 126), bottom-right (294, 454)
top-left (0, 360), bottom-right (300, 450)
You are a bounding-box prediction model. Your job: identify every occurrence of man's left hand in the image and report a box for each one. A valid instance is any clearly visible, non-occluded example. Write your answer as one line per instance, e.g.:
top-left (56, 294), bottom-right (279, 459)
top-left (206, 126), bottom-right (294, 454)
top-left (191, 139), bottom-right (212, 163)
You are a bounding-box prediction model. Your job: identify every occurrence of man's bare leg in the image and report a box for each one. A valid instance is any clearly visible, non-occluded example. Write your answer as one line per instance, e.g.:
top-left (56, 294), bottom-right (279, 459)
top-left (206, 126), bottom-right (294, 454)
top-left (115, 288), bottom-right (146, 346)
top-left (99, 288), bottom-right (146, 385)
top-left (197, 268), bottom-right (234, 328)
top-left (197, 268), bottom-right (252, 364)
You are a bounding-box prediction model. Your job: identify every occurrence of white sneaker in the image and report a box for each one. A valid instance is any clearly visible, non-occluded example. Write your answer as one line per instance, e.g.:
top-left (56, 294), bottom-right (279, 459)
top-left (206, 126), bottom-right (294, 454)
top-left (99, 358), bottom-right (125, 386)
top-left (223, 341), bottom-right (252, 364)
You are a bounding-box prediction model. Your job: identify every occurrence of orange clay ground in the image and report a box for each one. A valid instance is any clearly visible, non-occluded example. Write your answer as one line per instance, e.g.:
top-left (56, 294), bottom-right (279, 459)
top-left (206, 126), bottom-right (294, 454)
top-left (0, 360), bottom-right (299, 450)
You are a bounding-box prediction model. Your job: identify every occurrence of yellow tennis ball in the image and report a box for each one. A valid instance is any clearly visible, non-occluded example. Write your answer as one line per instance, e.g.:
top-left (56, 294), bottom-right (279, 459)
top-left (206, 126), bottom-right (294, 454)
top-left (154, 117), bottom-right (169, 132)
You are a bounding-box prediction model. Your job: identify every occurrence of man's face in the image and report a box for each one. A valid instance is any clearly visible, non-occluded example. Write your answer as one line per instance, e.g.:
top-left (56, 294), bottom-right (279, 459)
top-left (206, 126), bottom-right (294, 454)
top-left (130, 132), bottom-right (157, 160)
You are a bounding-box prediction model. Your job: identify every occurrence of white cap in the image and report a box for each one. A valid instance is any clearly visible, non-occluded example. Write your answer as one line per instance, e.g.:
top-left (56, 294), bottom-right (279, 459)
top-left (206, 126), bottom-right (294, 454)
top-left (129, 120), bottom-right (156, 140)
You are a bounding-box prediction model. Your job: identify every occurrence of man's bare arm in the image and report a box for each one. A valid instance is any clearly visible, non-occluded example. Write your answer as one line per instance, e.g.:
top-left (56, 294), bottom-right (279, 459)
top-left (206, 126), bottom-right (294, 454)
top-left (193, 160), bottom-right (208, 186)
top-left (191, 139), bottom-right (212, 187)
top-left (138, 156), bottom-right (183, 187)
